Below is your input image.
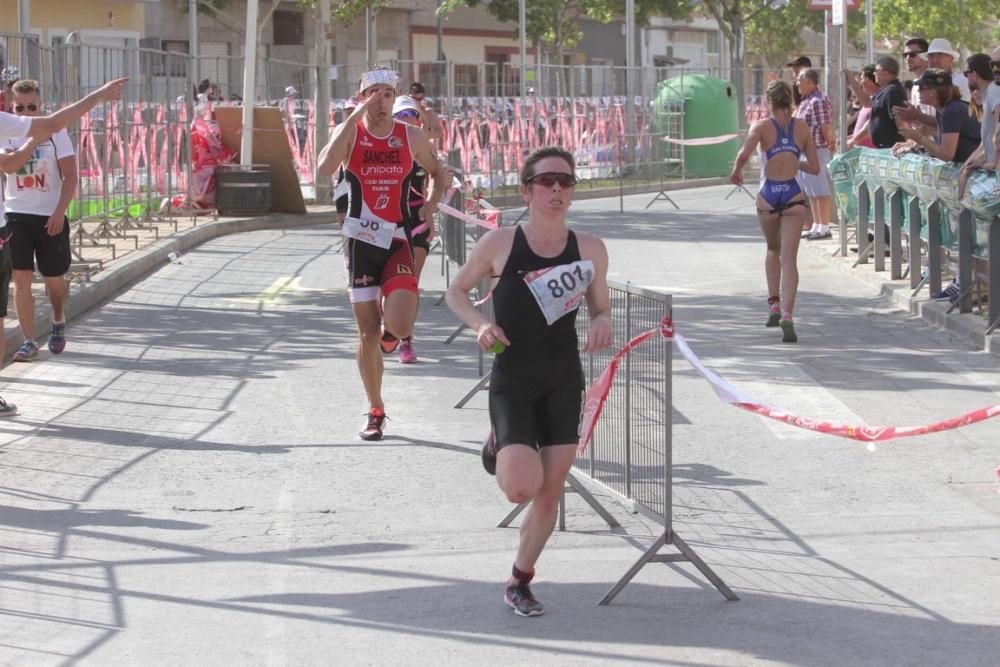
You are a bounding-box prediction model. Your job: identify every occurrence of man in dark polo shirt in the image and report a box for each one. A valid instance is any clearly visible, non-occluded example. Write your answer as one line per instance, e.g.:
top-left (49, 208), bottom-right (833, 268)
top-left (869, 56), bottom-right (907, 148)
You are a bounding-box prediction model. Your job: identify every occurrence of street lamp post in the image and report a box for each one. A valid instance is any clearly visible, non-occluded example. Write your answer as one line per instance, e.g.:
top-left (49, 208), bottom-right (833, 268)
top-left (240, 0), bottom-right (259, 166)
top-left (519, 0), bottom-right (527, 100)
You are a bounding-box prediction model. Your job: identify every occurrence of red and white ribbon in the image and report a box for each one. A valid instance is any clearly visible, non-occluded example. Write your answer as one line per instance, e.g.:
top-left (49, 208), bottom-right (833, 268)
top-left (577, 318), bottom-right (1000, 453)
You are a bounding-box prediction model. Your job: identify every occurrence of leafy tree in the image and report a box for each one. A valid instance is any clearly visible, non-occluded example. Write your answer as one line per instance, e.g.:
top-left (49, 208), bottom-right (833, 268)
top-left (297, 0), bottom-right (392, 27)
top-left (743, 0), bottom-right (824, 70)
top-left (186, 0), bottom-right (285, 42)
top-left (870, 0), bottom-right (999, 54)
top-left (438, 0), bottom-right (690, 67)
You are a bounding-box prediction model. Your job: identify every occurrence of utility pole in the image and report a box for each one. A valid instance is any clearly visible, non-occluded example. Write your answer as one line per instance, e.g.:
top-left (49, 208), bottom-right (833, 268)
top-left (241, 0), bottom-right (259, 166)
top-left (315, 0), bottom-right (332, 203)
top-left (189, 0), bottom-right (200, 87)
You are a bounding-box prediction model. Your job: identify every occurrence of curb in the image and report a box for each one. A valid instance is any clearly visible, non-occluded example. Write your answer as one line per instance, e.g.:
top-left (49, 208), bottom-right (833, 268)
top-left (801, 233), bottom-right (999, 358)
top-left (4, 208), bottom-right (335, 361)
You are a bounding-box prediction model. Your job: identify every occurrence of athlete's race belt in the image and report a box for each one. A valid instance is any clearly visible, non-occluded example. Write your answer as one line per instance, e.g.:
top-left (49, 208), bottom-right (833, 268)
top-left (523, 259), bottom-right (595, 325)
top-left (342, 216), bottom-right (397, 249)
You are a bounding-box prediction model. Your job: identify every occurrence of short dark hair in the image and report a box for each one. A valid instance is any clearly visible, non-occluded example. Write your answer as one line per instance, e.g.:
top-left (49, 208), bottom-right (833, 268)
top-left (905, 37), bottom-right (929, 53)
top-left (861, 65), bottom-right (876, 83)
top-left (197, 78), bottom-right (211, 93)
top-left (876, 56), bottom-right (900, 77)
top-left (521, 146), bottom-right (575, 185)
top-left (967, 53), bottom-right (993, 81)
top-left (409, 82), bottom-right (425, 95)
top-left (11, 79), bottom-right (39, 95)
top-left (801, 68), bottom-right (820, 85)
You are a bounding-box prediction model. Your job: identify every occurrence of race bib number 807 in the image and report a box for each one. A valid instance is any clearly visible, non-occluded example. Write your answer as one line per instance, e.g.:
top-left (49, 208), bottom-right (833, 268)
top-left (523, 259), bottom-right (595, 325)
top-left (342, 216), bottom-right (397, 249)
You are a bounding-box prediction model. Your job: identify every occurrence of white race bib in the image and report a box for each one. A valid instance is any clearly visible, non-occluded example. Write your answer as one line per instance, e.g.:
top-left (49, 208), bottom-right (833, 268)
top-left (342, 216), bottom-right (396, 249)
top-left (523, 260), bottom-right (594, 325)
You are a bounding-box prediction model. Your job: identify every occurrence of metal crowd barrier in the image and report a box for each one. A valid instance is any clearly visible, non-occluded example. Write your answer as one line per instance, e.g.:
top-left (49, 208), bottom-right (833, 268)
top-left (496, 280), bottom-right (738, 606)
top-left (831, 148), bottom-right (1000, 334)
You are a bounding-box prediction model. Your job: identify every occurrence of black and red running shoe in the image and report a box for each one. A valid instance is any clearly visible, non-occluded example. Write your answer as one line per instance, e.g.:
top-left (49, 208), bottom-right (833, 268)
top-left (360, 408), bottom-right (387, 441)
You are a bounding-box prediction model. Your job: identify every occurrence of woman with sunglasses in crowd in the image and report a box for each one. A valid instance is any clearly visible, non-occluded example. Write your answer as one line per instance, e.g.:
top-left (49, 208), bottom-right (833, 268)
top-left (446, 146), bottom-right (613, 617)
top-left (893, 69), bottom-right (981, 163)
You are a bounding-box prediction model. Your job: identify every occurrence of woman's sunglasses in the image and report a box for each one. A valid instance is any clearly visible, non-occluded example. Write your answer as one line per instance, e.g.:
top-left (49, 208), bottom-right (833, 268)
top-left (13, 103), bottom-right (37, 112)
top-left (394, 109), bottom-right (420, 120)
top-left (526, 172), bottom-right (577, 188)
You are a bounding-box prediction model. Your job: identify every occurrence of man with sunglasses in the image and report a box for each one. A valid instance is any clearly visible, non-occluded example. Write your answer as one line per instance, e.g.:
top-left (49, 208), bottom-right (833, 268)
top-left (1, 79), bottom-right (77, 365)
top-left (0, 75), bottom-right (126, 414)
top-left (408, 82), bottom-right (442, 143)
top-left (869, 57), bottom-right (908, 148)
top-left (959, 47), bottom-right (1000, 197)
top-left (317, 68), bottom-right (447, 440)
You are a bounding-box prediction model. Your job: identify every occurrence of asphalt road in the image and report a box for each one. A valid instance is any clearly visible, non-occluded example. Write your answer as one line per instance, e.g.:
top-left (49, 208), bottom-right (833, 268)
top-left (0, 186), bottom-right (997, 666)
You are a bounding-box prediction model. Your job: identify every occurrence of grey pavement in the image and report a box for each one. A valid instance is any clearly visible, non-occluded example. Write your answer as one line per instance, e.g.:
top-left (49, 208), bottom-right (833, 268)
top-left (0, 187), bottom-right (998, 665)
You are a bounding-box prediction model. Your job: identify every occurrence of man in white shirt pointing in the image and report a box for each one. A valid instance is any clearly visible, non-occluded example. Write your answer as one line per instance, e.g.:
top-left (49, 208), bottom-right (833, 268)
top-left (0, 76), bottom-right (126, 415)
top-left (1, 79), bottom-right (78, 363)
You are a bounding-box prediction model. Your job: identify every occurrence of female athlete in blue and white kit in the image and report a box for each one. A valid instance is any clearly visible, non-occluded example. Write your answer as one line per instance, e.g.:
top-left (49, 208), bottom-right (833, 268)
top-left (446, 146), bottom-right (613, 617)
top-left (730, 80), bottom-right (819, 343)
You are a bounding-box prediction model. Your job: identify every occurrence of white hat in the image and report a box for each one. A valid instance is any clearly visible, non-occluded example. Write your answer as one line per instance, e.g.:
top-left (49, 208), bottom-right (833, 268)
top-left (358, 67), bottom-right (400, 93)
top-left (926, 38), bottom-right (959, 60)
top-left (392, 95), bottom-right (420, 116)
top-left (285, 85), bottom-right (299, 96)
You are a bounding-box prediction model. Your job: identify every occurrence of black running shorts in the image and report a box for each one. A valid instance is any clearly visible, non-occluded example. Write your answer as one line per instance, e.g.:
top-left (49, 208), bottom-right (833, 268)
top-left (0, 236), bottom-right (11, 317)
top-left (6, 213), bottom-right (72, 277)
top-left (407, 205), bottom-right (431, 253)
top-left (489, 358), bottom-right (585, 449)
top-left (343, 236), bottom-right (418, 303)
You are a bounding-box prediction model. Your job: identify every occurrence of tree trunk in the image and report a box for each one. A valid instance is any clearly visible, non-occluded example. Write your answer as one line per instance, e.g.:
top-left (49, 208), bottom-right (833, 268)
top-left (730, 21), bottom-right (746, 128)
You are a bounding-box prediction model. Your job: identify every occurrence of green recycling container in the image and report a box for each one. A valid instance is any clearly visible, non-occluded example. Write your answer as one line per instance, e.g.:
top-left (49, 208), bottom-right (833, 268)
top-left (653, 75), bottom-right (740, 178)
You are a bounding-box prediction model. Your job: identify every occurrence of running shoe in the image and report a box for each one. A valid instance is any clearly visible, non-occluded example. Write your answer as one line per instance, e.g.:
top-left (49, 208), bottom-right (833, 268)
top-left (380, 329), bottom-right (399, 354)
top-left (780, 318), bottom-right (797, 343)
top-left (49, 322), bottom-right (66, 354)
top-left (505, 580), bottom-right (544, 617)
top-left (398, 337), bottom-right (417, 364)
top-left (481, 431), bottom-right (497, 475)
top-left (13, 340), bottom-right (39, 362)
top-left (931, 280), bottom-right (960, 301)
top-left (360, 408), bottom-right (387, 441)
top-left (766, 306), bottom-right (781, 328)
top-left (0, 396), bottom-right (17, 417)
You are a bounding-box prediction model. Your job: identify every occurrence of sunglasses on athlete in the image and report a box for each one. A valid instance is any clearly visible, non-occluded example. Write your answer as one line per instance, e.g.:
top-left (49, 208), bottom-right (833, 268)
top-left (526, 172), bottom-right (577, 188)
top-left (903, 51), bottom-right (925, 59)
top-left (13, 103), bottom-right (37, 112)
top-left (394, 109), bottom-right (420, 120)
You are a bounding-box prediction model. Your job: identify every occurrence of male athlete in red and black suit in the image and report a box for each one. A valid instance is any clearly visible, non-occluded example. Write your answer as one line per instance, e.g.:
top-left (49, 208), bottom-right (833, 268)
top-left (318, 67), bottom-right (447, 440)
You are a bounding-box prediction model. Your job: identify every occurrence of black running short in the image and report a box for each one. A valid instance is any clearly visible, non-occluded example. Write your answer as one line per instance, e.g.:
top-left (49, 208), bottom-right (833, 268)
top-left (336, 194), bottom-right (349, 214)
top-left (6, 212), bottom-right (72, 277)
top-left (0, 235), bottom-right (11, 317)
top-left (407, 205), bottom-right (431, 253)
top-left (489, 358), bottom-right (585, 449)
top-left (343, 236), bottom-right (417, 303)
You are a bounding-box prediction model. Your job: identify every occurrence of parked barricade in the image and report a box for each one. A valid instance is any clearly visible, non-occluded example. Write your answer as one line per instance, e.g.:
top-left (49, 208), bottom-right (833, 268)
top-left (492, 281), bottom-right (737, 605)
top-left (830, 147), bottom-right (1000, 333)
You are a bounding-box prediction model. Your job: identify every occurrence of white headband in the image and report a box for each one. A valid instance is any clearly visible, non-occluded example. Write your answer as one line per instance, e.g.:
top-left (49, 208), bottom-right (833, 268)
top-left (359, 68), bottom-right (400, 92)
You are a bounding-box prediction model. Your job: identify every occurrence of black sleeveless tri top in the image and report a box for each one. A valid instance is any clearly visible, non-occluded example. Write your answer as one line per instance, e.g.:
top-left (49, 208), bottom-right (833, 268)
top-left (492, 225), bottom-right (584, 369)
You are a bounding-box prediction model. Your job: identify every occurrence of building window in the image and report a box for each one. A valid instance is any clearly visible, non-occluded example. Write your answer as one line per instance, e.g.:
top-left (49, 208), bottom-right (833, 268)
top-left (273, 11), bottom-right (304, 46)
top-left (707, 31), bottom-right (720, 55)
top-left (161, 40), bottom-right (189, 77)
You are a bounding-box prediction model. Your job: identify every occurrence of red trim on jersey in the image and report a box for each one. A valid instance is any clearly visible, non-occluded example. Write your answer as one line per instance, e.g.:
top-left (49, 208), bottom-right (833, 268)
top-left (345, 120), bottom-right (415, 225)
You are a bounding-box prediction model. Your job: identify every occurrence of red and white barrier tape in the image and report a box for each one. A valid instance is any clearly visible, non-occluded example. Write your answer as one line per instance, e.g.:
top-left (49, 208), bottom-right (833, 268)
top-left (577, 318), bottom-right (1000, 453)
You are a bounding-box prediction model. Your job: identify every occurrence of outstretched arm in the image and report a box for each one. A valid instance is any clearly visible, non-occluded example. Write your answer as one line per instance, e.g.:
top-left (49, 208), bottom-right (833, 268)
top-left (26, 78), bottom-right (127, 140)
